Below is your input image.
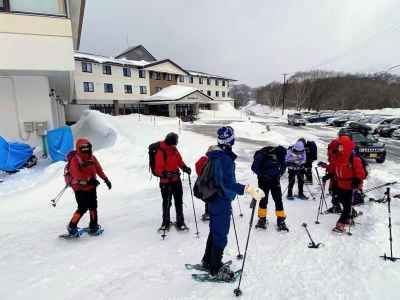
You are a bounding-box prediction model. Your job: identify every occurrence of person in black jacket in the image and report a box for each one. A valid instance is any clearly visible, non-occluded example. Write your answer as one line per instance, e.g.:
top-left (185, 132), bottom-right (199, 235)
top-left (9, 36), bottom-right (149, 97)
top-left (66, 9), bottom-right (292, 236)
top-left (298, 138), bottom-right (318, 185)
top-left (251, 145), bottom-right (289, 231)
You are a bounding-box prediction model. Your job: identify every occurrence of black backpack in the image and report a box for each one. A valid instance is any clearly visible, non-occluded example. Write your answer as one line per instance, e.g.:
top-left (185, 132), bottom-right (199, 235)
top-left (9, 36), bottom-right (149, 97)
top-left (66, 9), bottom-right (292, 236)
top-left (193, 159), bottom-right (220, 202)
top-left (148, 142), bottom-right (166, 177)
top-left (306, 141), bottom-right (318, 162)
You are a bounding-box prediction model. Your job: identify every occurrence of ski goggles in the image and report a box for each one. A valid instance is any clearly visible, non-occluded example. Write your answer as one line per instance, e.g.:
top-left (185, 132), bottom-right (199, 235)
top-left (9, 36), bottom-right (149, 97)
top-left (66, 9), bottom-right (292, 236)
top-left (79, 143), bottom-right (92, 153)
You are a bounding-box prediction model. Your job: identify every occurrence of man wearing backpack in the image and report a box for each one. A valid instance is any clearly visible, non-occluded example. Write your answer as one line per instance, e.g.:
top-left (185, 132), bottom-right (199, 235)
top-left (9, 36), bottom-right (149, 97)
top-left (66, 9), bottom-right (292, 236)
top-left (154, 132), bottom-right (191, 231)
top-left (286, 141), bottom-right (308, 200)
top-left (199, 126), bottom-right (264, 282)
top-left (66, 138), bottom-right (112, 236)
top-left (329, 135), bottom-right (366, 233)
top-left (251, 145), bottom-right (289, 231)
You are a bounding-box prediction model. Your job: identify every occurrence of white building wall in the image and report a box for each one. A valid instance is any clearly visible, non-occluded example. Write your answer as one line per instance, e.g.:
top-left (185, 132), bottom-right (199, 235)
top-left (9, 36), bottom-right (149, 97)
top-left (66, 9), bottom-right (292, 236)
top-left (0, 76), bottom-right (55, 146)
top-left (177, 76), bottom-right (231, 100)
top-left (74, 60), bottom-right (150, 103)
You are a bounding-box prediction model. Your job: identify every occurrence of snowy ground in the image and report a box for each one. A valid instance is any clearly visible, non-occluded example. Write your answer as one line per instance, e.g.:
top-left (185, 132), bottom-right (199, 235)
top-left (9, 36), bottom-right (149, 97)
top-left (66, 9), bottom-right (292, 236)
top-left (1, 107), bottom-right (400, 300)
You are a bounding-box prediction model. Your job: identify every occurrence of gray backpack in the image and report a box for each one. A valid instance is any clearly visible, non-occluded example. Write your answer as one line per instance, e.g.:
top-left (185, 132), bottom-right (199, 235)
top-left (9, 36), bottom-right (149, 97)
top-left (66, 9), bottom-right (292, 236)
top-left (193, 158), bottom-right (220, 202)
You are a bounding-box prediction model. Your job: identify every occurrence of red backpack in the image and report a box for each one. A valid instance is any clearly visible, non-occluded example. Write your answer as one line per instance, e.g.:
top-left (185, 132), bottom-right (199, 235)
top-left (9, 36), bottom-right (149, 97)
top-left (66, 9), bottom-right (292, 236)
top-left (64, 151), bottom-right (77, 186)
top-left (195, 156), bottom-right (208, 176)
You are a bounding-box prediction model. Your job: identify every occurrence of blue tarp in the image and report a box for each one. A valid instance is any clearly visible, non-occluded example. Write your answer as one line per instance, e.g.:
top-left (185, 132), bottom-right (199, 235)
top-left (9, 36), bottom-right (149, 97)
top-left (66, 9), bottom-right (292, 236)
top-left (0, 136), bottom-right (34, 172)
top-left (47, 127), bottom-right (74, 162)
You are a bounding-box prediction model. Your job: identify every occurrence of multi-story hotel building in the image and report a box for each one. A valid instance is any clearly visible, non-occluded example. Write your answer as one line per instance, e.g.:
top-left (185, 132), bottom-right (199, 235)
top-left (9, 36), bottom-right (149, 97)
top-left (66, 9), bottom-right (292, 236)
top-left (68, 45), bottom-right (236, 120)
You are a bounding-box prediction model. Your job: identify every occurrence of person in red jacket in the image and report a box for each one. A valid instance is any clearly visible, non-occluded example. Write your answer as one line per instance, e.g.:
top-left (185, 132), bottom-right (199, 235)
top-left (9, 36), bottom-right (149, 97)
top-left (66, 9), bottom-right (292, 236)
top-left (331, 135), bottom-right (366, 232)
top-left (155, 132), bottom-right (191, 231)
top-left (67, 138), bottom-right (112, 236)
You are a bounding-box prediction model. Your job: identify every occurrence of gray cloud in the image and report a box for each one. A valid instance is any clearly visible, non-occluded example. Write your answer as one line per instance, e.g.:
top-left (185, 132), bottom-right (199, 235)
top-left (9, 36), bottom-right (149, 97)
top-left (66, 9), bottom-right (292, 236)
top-left (80, 0), bottom-right (400, 86)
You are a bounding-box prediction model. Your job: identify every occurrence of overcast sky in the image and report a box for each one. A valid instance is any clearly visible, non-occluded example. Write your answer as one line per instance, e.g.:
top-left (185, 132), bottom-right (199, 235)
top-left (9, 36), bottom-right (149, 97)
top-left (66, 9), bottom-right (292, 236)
top-left (81, 0), bottom-right (400, 87)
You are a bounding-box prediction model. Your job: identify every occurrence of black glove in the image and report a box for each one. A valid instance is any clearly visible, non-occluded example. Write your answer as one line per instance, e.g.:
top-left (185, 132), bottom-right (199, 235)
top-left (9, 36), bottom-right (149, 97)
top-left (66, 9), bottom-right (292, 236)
top-left (352, 178), bottom-right (361, 189)
top-left (322, 173), bottom-right (332, 183)
top-left (104, 178), bottom-right (112, 190)
top-left (182, 166), bottom-right (192, 175)
top-left (88, 178), bottom-right (100, 187)
top-left (318, 161), bottom-right (328, 168)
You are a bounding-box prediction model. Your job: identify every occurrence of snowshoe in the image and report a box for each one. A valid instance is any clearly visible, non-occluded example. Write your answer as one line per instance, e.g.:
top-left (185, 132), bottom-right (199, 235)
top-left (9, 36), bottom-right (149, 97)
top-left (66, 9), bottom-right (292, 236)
top-left (185, 260), bottom-right (232, 272)
top-left (192, 269), bottom-right (241, 283)
top-left (158, 222), bottom-right (171, 232)
top-left (84, 225), bottom-right (104, 236)
top-left (325, 205), bottom-right (342, 214)
top-left (298, 194), bottom-right (309, 200)
top-left (201, 213), bottom-right (210, 222)
top-left (255, 217), bottom-right (268, 230)
top-left (59, 226), bottom-right (84, 239)
top-left (175, 223), bottom-right (189, 231)
top-left (332, 223), bottom-right (346, 233)
top-left (287, 195), bottom-right (295, 200)
top-left (277, 222), bottom-right (289, 232)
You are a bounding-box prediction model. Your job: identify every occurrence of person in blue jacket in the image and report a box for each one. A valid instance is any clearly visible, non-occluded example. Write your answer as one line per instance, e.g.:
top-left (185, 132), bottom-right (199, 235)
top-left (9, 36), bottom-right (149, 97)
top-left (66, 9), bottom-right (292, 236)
top-left (200, 126), bottom-right (263, 282)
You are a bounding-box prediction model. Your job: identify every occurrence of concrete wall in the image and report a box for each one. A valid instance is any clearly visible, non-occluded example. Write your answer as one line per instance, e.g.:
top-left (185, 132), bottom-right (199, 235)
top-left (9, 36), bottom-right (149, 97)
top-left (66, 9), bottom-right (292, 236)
top-left (0, 14), bottom-right (74, 71)
top-left (0, 76), bottom-right (56, 146)
top-left (74, 60), bottom-right (149, 103)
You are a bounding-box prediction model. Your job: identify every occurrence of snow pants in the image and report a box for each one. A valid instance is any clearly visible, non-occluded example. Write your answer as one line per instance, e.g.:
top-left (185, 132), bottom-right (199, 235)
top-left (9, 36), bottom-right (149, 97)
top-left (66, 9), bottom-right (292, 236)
top-left (202, 196), bottom-right (232, 274)
top-left (257, 176), bottom-right (285, 222)
top-left (160, 180), bottom-right (184, 226)
top-left (288, 169), bottom-right (305, 196)
top-left (69, 189), bottom-right (98, 229)
top-left (337, 188), bottom-right (353, 224)
top-left (304, 161), bottom-right (313, 184)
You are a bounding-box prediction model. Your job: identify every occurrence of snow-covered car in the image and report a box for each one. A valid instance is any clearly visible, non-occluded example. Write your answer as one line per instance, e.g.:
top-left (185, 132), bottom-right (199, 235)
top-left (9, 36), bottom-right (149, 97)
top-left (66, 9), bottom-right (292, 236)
top-left (374, 118), bottom-right (397, 135)
top-left (392, 128), bottom-right (400, 139)
top-left (288, 113), bottom-right (306, 126)
top-left (306, 112), bottom-right (335, 123)
top-left (379, 118), bottom-right (400, 137)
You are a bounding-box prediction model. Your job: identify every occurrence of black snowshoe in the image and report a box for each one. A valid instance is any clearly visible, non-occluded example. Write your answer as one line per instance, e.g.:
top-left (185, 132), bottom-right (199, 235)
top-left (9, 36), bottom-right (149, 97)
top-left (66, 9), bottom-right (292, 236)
top-left (325, 205), bottom-right (342, 214)
top-left (277, 221), bottom-right (289, 232)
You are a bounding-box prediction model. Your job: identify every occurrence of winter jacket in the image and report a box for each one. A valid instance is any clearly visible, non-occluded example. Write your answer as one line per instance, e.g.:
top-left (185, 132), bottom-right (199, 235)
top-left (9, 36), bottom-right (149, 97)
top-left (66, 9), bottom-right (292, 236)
top-left (70, 139), bottom-right (108, 192)
top-left (155, 141), bottom-right (186, 184)
top-left (207, 145), bottom-right (245, 249)
top-left (333, 136), bottom-right (366, 190)
top-left (285, 146), bottom-right (306, 171)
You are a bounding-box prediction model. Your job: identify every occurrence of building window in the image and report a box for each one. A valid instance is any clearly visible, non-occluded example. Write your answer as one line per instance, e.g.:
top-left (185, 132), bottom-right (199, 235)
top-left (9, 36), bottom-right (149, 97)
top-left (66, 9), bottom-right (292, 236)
top-left (166, 74), bottom-right (173, 81)
top-left (207, 90), bottom-right (211, 96)
top-left (215, 79), bottom-right (219, 86)
top-left (228, 92), bottom-right (230, 97)
top-left (104, 83), bottom-right (113, 93)
top-left (81, 62), bottom-right (92, 73)
top-left (216, 91), bottom-right (219, 97)
top-left (207, 78), bottom-right (211, 85)
top-left (199, 77), bottom-right (203, 84)
top-left (156, 87), bottom-right (162, 93)
top-left (83, 82), bottom-right (94, 93)
top-left (123, 67), bottom-right (131, 77)
top-left (155, 72), bottom-right (161, 80)
top-left (139, 70), bottom-right (146, 78)
top-left (190, 76), bottom-right (194, 84)
top-left (124, 85), bottom-right (133, 94)
top-left (103, 65), bottom-right (112, 75)
top-left (179, 75), bottom-right (184, 83)
top-left (7, 0), bottom-right (67, 16)
top-left (140, 86), bottom-right (147, 94)
top-left (222, 80), bottom-right (226, 86)
top-left (222, 91), bottom-right (226, 97)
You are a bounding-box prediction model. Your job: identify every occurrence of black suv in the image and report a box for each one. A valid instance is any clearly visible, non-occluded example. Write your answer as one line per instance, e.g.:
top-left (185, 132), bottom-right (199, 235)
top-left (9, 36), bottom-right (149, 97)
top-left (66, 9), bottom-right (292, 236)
top-left (339, 127), bottom-right (386, 163)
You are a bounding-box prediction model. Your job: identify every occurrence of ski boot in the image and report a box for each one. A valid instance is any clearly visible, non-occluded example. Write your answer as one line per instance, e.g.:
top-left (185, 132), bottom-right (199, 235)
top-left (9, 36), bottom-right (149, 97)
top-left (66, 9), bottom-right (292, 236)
top-left (211, 265), bottom-right (235, 282)
top-left (298, 194), bottom-right (309, 200)
top-left (88, 224), bottom-right (103, 236)
top-left (176, 222), bottom-right (189, 231)
top-left (201, 212), bottom-right (210, 222)
top-left (287, 192), bottom-right (295, 200)
top-left (255, 217), bottom-right (268, 229)
top-left (158, 222), bottom-right (171, 232)
top-left (277, 220), bottom-right (289, 232)
top-left (67, 225), bottom-right (81, 238)
top-left (332, 222), bottom-right (346, 233)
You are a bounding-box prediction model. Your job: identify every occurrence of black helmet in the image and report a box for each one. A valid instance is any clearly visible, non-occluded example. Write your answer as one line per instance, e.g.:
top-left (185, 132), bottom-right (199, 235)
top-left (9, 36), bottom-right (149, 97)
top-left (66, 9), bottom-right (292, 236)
top-left (165, 132), bottom-right (179, 146)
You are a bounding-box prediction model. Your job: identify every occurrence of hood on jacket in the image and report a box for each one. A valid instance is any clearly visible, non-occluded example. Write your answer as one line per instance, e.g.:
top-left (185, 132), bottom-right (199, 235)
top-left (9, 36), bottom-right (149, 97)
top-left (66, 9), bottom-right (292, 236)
top-left (337, 135), bottom-right (355, 162)
top-left (76, 138), bottom-right (93, 160)
top-left (207, 145), bottom-right (237, 161)
top-left (293, 141), bottom-right (305, 152)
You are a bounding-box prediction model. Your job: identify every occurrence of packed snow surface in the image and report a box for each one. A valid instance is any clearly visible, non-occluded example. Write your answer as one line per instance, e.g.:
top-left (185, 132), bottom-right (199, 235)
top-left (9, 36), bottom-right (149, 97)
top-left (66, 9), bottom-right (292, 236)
top-left (1, 106), bottom-right (400, 300)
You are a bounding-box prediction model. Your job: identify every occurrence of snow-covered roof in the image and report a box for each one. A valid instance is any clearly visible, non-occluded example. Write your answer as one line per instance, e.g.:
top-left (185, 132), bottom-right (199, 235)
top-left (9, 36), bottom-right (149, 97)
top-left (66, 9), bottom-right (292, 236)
top-left (74, 51), bottom-right (150, 67)
top-left (142, 85), bottom-right (213, 103)
top-left (187, 70), bottom-right (236, 81)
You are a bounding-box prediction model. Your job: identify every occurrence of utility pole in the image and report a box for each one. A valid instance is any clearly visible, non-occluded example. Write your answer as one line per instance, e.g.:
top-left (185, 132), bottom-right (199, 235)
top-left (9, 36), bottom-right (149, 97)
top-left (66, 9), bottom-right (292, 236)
top-left (281, 73), bottom-right (288, 116)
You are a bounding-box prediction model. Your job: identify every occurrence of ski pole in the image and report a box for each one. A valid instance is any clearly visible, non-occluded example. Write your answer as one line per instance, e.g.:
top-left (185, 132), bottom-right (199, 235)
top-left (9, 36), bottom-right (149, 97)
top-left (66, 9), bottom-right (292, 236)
top-left (231, 211), bottom-right (243, 260)
top-left (234, 198), bottom-right (257, 297)
top-left (380, 188), bottom-right (399, 262)
top-left (363, 182), bottom-right (398, 195)
top-left (347, 190), bottom-right (356, 236)
top-left (315, 192), bottom-right (324, 225)
top-left (188, 175), bottom-right (200, 238)
top-left (237, 196), bottom-right (243, 217)
top-left (314, 167), bottom-right (328, 210)
top-left (302, 223), bottom-right (322, 249)
top-left (51, 185), bottom-right (68, 207)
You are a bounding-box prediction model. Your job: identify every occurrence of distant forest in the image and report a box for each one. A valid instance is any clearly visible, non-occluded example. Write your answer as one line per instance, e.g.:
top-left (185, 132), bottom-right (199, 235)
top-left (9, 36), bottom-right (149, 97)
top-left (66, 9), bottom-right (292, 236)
top-left (231, 71), bottom-right (400, 110)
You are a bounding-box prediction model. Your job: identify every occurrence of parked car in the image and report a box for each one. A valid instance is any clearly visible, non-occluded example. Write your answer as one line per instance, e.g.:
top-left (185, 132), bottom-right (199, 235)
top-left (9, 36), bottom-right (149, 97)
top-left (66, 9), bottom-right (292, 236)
top-left (378, 118), bottom-right (400, 137)
top-left (306, 112), bottom-right (335, 123)
top-left (374, 118), bottom-right (396, 135)
top-left (333, 114), bottom-right (364, 127)
top-left (288, 113), bottom-right (306, 126)
top-left (339, 128), bottom-right (386, 163)
top-left (392, 128), bottom-right (400, 139)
